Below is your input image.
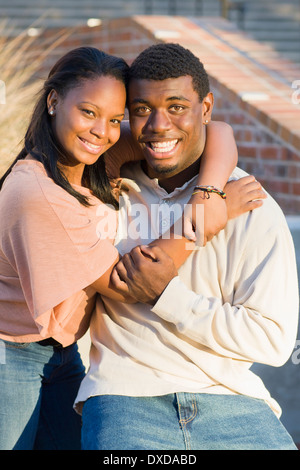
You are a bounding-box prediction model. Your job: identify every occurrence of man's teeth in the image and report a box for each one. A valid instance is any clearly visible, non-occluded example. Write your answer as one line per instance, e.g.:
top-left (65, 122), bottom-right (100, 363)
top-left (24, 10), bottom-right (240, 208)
top-left (150, 140), bottom-right (178, 153)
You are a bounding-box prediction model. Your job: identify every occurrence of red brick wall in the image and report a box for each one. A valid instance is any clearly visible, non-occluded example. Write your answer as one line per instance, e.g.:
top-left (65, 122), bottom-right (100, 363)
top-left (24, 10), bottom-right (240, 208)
top-left (210, 76), bottom-right (300, 214)
top-left (28, 16), bottom-right (300, 214)
top-left (38, 18), bottom-right (157, 74)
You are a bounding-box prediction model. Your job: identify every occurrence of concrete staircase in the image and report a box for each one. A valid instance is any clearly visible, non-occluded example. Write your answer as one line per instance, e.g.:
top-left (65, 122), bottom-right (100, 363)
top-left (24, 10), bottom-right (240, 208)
top-left (0, 0), bottom-right (299, 64)
top-left (238, 0), bottom-right (300, 64)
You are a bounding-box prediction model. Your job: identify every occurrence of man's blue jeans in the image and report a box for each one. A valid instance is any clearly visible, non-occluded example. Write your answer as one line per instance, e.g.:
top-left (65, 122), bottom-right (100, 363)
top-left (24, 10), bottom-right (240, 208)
top-left (0, 339), bottom-right (85, 450)
top-left (82, 393), bottom-right (297, 450)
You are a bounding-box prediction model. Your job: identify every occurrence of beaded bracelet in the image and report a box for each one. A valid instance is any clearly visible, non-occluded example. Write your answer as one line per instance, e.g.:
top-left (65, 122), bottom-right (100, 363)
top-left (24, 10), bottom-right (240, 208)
top-left (192, 185), bottom-right (226, 199)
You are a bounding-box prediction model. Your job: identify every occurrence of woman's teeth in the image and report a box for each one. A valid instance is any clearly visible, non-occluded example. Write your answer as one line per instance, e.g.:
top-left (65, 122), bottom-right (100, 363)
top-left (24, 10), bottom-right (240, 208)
top-left (80, 138), bottom-right (101, 150)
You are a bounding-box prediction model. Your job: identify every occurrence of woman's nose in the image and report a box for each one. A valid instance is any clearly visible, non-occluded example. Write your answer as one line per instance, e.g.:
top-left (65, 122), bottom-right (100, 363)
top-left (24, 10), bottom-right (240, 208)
top-left (91, 119), bottom-right (108, 140)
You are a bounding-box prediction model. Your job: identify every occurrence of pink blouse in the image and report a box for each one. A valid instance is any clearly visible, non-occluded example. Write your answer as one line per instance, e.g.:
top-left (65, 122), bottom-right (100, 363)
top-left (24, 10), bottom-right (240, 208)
top-left (0, 159), bottom-right (118, 346)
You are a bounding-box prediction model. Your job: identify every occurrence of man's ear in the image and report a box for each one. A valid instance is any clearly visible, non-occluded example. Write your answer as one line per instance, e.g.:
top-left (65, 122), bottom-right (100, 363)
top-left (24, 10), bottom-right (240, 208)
top-left (202, 92), bottom-right (214, 124)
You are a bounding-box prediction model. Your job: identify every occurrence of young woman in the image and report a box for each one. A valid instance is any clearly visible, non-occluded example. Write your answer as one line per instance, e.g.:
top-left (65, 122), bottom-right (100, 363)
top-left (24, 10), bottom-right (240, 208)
top-left (0, 46), bottom-right (265, 450)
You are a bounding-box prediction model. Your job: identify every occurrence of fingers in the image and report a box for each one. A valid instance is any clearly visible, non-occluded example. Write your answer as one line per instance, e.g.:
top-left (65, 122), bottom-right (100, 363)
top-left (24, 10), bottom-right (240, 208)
top-left (113, 254), bottom-right (134, 285)
top-left (245, 199), bottom-right (264, 211)
top-left (138, 244), bottom-right (167, 262)
top-left (110, 266), bottom-right (130, 293)
top-left (241, 178), bottom-right (267, 202)
top-left (226, 175), bottom-right (257, 189)
top-left (182, 217), bottom-right (197, 242)
top-left (246, 188), bottom-right (267, 201)
top-left (226, 175), bottom-right (267, 201)
top-left (112, 245), bottom-right (161, 288)
top-left (136, 245), bottom-right (158, 261)
top-left (240, 175), bottom-right (256, 184)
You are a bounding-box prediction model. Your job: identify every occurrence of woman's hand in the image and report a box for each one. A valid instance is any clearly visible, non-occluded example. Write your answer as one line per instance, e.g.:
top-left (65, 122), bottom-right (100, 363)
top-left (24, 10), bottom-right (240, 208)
top-left (183, 175), bottom-right (267, 245)
top-left (183, 192), bottom-right (228, 246)
top-left (225, 175), bottom-right (267, 219)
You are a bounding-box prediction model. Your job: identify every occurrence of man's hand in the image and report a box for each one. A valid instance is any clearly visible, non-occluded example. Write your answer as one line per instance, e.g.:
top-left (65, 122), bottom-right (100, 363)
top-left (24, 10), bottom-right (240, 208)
top-left (110, 245), bottom-right (178, 304)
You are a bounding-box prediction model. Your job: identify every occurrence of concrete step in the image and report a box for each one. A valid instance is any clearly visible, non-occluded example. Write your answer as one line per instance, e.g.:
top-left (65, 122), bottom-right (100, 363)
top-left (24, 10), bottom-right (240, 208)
top-left (0, 0), bottom-right (298, 22)
top-left (0, 0), bottom-right (218, 10)
top-left (243, 20), bottom-right (300, 31)
top-left (249, 30), bottom-right (300, 41)
top-left (1, 0), bottom-right (299, 66)
top-left (0, 0), bottom-right (221, 20)
top-left (245, 3), bottom-right (300, 13)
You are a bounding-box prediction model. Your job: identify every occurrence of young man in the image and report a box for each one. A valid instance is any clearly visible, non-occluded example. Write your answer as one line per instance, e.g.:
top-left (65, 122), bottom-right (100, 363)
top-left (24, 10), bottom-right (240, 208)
top-left (76, 44), bottom-right (299, 450)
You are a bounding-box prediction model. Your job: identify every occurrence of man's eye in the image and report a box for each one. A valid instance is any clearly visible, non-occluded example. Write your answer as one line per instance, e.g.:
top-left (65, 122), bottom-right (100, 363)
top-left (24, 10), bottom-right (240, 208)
top-left (170, 105), bottom-right (184, 112)
top-left (135, 106), bottom-right (151, 114)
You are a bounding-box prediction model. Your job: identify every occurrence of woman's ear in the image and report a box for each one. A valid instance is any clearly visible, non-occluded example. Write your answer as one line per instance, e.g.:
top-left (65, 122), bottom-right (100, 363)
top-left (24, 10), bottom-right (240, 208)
top-left (47, 89), bottom-right (58, 116)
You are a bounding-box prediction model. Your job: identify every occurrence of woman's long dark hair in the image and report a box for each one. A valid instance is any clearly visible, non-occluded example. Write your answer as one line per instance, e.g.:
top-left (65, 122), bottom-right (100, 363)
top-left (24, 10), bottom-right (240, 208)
top-left (0, 47), bottom-right (129, 209)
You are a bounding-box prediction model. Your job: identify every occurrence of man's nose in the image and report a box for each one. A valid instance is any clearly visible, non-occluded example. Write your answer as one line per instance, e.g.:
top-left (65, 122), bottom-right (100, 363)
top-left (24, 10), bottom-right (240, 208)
top-left (144, 110), bottom-right (172, 133)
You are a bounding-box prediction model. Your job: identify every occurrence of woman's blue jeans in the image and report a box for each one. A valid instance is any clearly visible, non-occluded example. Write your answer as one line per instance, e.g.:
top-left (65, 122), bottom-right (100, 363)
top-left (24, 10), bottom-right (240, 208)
top-left (0, 339), bottom-right (85, 450)
top-left (82, 393), bottom-right (297, 450)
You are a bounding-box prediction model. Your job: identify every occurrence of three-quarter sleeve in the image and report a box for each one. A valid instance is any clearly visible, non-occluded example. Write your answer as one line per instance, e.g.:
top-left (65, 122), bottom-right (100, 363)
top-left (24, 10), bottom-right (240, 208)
top-left (0, 161), bottom-right (118, 339)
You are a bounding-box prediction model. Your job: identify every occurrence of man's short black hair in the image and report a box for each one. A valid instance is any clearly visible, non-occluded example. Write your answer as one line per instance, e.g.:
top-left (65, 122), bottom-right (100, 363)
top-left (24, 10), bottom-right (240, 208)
top-left (128, 43), bottom-right (210, 102)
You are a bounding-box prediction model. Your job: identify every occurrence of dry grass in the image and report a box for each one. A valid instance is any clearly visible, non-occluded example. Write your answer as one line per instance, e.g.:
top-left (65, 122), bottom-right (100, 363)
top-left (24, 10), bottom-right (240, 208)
top-left (0, 21), bottom-right (70, 175)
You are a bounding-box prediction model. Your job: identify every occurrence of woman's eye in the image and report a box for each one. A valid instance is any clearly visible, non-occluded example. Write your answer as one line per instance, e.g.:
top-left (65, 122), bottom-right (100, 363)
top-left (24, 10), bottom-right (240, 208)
top-left (111, 119), bottom-right (121, 125)
top-left (82, 109), bottom-right (95, 117)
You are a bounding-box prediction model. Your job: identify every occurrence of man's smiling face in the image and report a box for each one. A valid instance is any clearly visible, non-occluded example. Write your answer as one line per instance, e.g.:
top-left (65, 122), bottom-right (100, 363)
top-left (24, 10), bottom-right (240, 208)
top-left (128, 75), bottom-right (213, 182)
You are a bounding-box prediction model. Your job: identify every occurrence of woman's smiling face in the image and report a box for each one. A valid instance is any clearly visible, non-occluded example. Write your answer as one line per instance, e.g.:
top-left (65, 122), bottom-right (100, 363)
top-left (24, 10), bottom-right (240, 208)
top-left (48, 75), bottom-right (126, 183)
